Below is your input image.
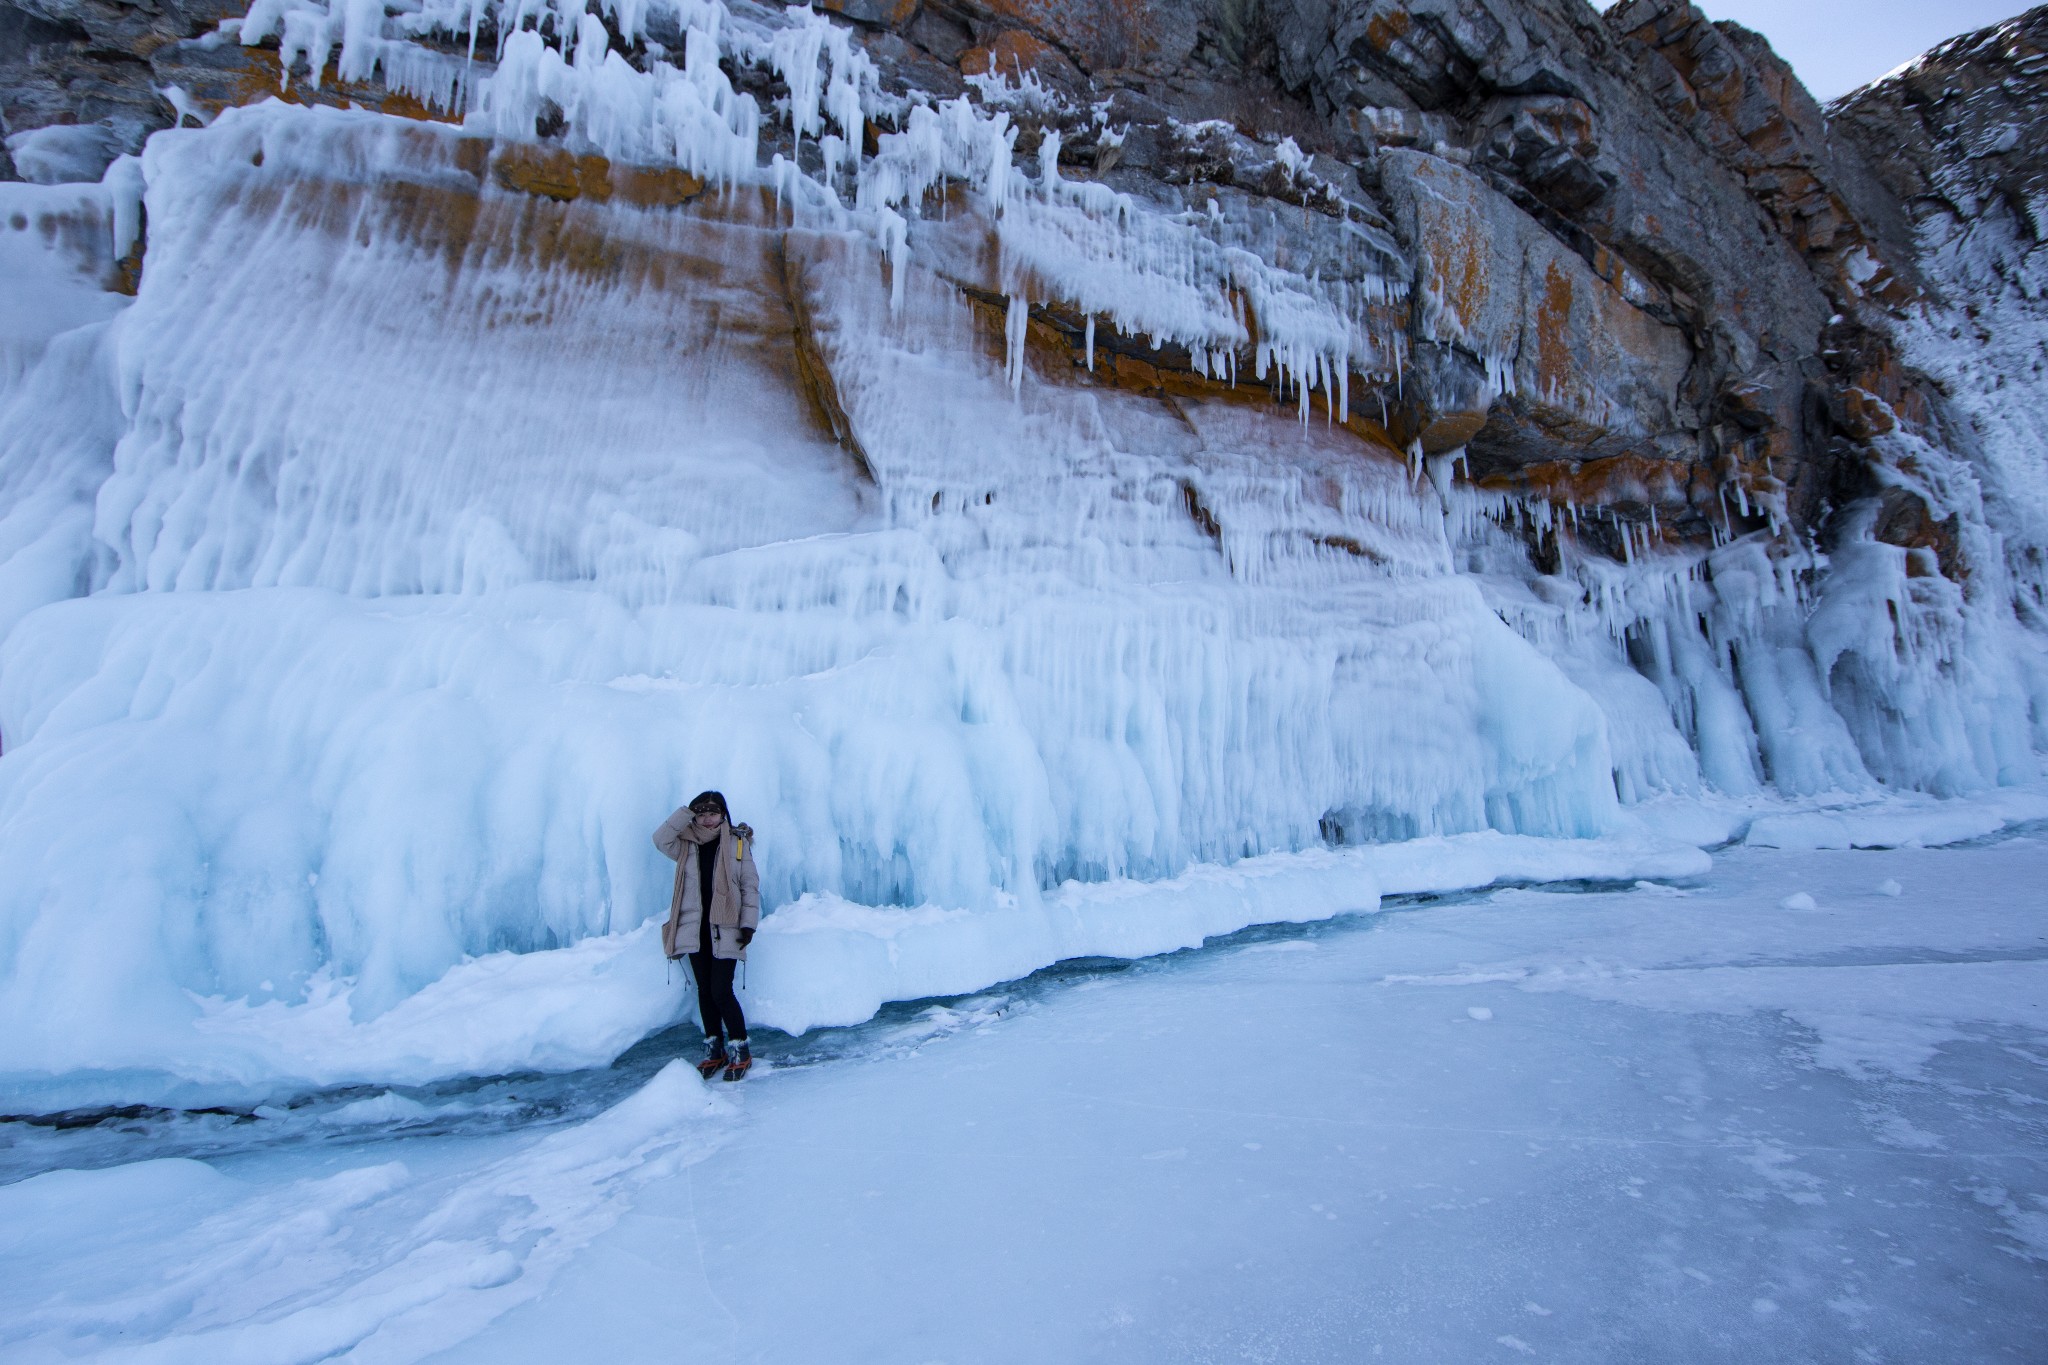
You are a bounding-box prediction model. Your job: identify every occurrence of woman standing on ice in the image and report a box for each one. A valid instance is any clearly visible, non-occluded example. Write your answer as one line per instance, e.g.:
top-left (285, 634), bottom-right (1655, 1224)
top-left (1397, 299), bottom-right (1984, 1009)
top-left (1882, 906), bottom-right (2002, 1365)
top-left (655, 791), bottom-right (760, 1081)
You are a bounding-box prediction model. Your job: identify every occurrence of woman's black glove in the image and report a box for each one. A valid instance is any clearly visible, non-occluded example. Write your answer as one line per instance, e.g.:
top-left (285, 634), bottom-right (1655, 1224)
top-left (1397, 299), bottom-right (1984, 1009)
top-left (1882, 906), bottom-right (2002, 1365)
top-left (738, 927), bottom-right (755, 948)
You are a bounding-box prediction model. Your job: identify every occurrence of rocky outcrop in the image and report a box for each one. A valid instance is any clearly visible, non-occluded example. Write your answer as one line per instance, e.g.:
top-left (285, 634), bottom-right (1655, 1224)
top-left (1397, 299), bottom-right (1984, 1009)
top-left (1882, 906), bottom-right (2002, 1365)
top-left (0, 0), bottom-right (471, 180)
top-left (4, 0), bottom-right (2045, 586)
top-left (1831, 8), bottom-right (2048, 611)
top-left (1, 0), bottom-right (239, 170)
top-left (1831, 10), bottom-right (2048, 279)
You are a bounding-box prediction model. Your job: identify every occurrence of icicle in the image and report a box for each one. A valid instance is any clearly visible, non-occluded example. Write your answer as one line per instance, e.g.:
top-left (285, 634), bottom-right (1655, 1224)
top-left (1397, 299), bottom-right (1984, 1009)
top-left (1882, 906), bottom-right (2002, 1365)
top-left (878, 206), bottom-right (909, 312)
top-left (104, 156), bottom-right (145, 262)
top-left (1085, 314), bottom-right (1095, 372)
top-left (1005, 294), bottom-right (1028, 396)
top-left (985, 112), bottom-right (1014, 213)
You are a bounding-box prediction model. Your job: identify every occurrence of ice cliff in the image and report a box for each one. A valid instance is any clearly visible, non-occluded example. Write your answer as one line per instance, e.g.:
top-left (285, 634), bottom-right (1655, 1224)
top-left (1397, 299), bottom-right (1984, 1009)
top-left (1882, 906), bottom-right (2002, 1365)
top-left (1, 0), bottom-right (2045, 1106)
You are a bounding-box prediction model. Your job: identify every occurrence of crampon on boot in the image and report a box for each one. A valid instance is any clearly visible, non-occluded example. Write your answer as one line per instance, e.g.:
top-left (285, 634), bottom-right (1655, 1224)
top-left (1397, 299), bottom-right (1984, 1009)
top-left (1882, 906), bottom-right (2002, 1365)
top-left (722, 1040), bottom-right (753, 1082)
top-left (695, 1037), bottom-right (728, 1080)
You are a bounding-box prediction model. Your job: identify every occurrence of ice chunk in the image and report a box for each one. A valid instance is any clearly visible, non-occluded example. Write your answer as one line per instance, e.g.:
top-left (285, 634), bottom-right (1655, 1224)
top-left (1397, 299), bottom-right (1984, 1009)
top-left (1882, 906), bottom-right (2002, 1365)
top-left (0, 1062), bottom-right (734, 1359)
top-left (4, 125), bottom-right (126, 186)
top-left (321, 1091), bottom-right (432, 1124)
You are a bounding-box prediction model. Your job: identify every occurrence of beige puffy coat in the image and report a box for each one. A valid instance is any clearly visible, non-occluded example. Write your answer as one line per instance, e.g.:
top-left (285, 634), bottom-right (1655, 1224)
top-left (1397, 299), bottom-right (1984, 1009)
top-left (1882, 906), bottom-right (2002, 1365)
top-left (654, 810), bottom-right (761, 961)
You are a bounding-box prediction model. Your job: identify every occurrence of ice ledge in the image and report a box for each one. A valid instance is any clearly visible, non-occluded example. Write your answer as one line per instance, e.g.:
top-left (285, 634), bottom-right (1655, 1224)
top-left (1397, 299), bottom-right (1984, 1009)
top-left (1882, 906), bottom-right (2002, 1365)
top-left (1741, 783), bottom-right (2048, 851)
top-left (0, 830), bottom-right (1709, 1113)
top-left (745, 830), bottom-right (1713, 1036)
top-left (17, 778), bottom-right (2045, 1114)
top-left (10, 780), bottom-right (2047, 1114)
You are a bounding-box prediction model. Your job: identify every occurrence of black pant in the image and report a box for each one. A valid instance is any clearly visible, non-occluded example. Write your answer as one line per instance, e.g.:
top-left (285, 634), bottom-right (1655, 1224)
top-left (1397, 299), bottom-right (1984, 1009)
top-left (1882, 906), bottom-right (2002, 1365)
top-left (689, 952), bottom-right (747, 1043)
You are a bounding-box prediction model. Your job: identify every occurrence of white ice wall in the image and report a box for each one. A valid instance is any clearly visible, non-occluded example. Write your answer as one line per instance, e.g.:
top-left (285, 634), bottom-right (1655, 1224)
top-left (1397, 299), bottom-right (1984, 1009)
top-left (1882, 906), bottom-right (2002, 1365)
top-left (0, 100), bottom-right (1628, 1101)
top-left (0, 0), bottom-right (2042, 1105)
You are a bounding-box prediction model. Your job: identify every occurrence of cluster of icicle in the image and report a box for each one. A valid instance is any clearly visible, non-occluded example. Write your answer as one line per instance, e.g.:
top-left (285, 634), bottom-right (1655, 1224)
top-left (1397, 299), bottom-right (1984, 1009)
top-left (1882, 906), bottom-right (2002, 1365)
top-left (203, 0), bottom-right (2043, 809)
top-left (1440, 421), bottom-right (2047, 804)
top-left (219, 0), bottom-right (1399, 420)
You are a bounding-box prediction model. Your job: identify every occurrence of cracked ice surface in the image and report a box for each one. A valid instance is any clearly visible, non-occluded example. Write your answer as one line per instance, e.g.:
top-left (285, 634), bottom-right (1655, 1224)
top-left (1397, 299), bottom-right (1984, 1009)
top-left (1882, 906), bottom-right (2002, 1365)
top-left (1, 837), bottom-right (2044, 1361)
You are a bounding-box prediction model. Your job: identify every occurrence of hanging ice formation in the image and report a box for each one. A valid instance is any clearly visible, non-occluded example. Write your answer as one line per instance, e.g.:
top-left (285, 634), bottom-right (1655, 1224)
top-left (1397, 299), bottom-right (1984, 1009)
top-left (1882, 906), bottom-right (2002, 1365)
top-left (0, 0), bottom-right (2042, 1102)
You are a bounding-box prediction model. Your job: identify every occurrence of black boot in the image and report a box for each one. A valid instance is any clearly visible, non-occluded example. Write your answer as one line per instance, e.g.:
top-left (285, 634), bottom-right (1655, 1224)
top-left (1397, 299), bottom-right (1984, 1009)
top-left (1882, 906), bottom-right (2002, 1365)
top-left (722, 1038), bottom-right (753, 1082)
top-left (695, 1036), bottom-right (728, 1080)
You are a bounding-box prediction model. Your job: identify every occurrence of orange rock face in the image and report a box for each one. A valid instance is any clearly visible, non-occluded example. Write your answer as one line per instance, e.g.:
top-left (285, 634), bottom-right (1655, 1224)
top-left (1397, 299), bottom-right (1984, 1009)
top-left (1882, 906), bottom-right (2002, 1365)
top-left (1378, 149), bottom-right (1693, 474)
top-left (18, 0), bottom-right (2018, 582)
top-left (959, 30), bottom-right (1085, 90)
top-left (490, 145), bottom-right (707, 209)
top-left (976, 0), bottom-right (1197, 75)
top-left (176, 46), bottom-right (470, 127)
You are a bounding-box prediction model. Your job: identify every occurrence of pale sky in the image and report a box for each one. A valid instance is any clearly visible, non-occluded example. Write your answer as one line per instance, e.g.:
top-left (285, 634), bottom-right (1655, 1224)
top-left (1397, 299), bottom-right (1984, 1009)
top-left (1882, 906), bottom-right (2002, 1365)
top-left (1605, 1), bottom-right (2031, 103)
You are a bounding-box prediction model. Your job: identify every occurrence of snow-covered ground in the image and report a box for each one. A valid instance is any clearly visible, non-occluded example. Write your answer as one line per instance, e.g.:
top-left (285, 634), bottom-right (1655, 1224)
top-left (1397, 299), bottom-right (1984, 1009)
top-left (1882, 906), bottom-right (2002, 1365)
top-left (3, 832), bottom-right (2043, 1363)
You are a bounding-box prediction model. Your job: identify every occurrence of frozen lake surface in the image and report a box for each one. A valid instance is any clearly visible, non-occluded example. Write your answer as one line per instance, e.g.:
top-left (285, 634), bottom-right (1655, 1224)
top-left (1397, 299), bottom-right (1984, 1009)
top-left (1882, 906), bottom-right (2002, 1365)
top-left (3, 835), bottom-right (2045, 1362)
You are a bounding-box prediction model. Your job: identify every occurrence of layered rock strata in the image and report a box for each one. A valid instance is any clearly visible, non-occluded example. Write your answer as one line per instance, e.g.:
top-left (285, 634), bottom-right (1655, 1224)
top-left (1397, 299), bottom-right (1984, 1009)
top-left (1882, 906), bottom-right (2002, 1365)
top-left (4, 0), bottom-right (2010, 570)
